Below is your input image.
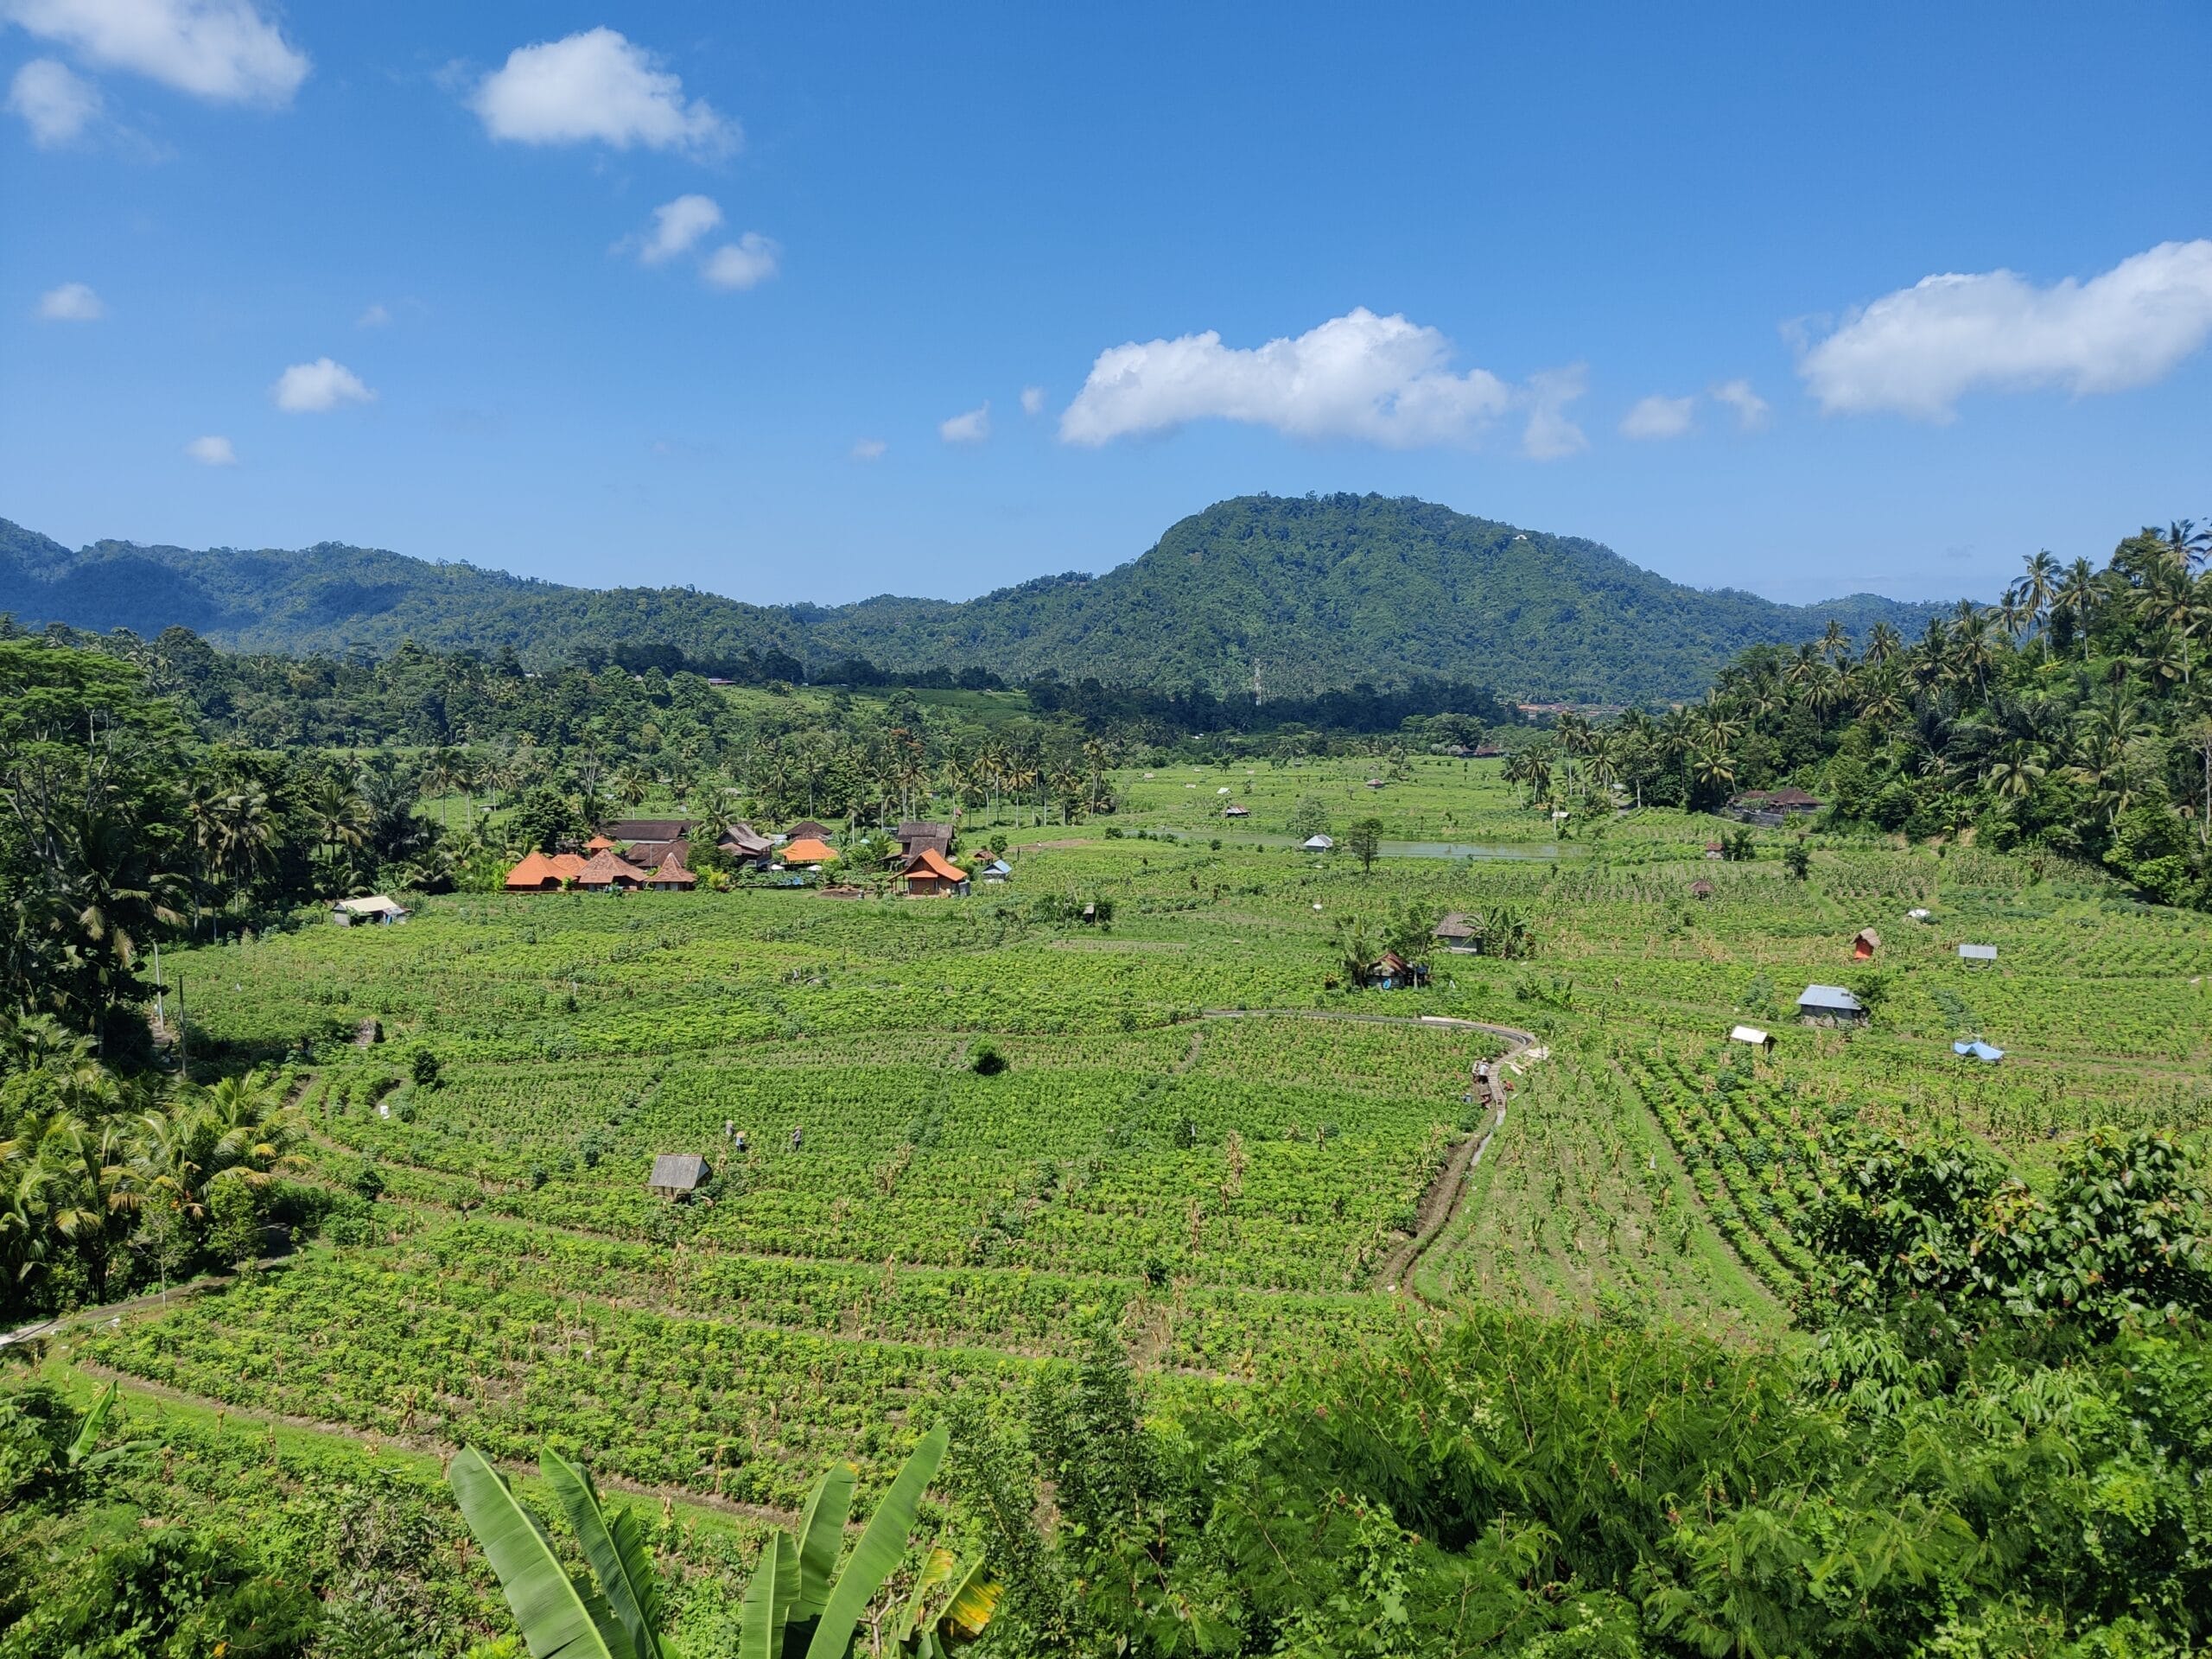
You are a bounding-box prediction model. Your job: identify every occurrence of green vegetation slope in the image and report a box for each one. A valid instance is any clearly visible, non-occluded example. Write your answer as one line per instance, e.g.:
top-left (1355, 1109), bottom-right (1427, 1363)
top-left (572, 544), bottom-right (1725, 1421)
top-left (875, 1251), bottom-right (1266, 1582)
top-left (0, 494), bottom-right (1944, 701)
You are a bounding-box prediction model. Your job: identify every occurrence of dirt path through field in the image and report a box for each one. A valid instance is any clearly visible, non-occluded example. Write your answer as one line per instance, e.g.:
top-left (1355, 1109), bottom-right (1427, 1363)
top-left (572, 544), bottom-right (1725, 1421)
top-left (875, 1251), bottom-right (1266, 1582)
top-left (1189, 1008), bottom-right (1541, 1297)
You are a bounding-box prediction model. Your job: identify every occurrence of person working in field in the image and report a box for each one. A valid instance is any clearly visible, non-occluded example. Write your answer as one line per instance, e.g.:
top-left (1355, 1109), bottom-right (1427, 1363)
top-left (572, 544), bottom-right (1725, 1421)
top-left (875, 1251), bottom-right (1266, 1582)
top-left (790, 1126), bottom-right (804, 1151)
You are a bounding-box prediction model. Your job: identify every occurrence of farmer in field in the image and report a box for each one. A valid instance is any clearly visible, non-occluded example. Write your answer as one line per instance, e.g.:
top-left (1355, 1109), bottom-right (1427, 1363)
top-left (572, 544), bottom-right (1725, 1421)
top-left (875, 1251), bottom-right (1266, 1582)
top-left (790, 1126), bottom-right (804, 1151)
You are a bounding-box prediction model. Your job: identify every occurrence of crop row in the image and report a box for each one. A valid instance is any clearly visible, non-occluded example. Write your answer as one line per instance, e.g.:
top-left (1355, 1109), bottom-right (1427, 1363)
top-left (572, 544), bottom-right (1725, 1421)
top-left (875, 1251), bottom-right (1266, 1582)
top-left (83, 1252), bottom-right (1034, 1510)
top-left (1621, 1047), bottom-right (1835, 1294)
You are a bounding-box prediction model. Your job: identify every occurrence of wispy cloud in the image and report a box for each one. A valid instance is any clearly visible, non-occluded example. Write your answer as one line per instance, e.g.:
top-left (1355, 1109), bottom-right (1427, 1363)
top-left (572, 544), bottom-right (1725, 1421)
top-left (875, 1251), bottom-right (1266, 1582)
top-left (702, 232), bottom-right (779, 290)
top-left (850, 437), bottom-right (887, 461)
top-left (7, 57), bottom-right (100, 144)
top-left (271, 356), bottom-right (373, 412)
top-left (356, 302), bottom-right (391, 327)
top-left (183, 434), bottom-right (236, 466)
top-left (940, 403), bottom-right (990, 444)
top-left (37, 281), bottom-right (103, 321)
top-left (469, 27), bottom-right (732, 155)
top-left (5, 0), bottom-right (308, 104)
top-left (1709, 378), bottom-right (1770, 429)
top-left (635, 194), bottom-right (721, 264)
top-left (1020, 385), bottom-right (1046, 417)
top-left (1798, 239), bottom-right (2212, 420)
top-left (1520, 365), bottom-right (1588, 461)
top-left (1619, 393), bottom-right (1694, 441)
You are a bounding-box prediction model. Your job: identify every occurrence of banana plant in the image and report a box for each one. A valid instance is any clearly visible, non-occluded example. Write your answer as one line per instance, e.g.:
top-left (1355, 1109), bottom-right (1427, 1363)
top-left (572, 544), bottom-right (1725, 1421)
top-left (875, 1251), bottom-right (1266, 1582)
top-left (447, 1427), bottom-right (998, 1659)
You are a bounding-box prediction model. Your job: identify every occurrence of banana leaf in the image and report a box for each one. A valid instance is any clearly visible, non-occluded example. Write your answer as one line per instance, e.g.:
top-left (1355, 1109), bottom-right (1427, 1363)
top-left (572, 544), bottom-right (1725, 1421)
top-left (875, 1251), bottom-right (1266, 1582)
top-left (541, 1449), bottom-right (663, 1659)
top-left (804, 1427), bottom-right (949, 1659)
top-left (794, 1459), bottom-right (857, 1620)
top-left (448, 1446), bottom-right (632, 1659)
top-left (940, 1560), bottom-right (1003, 1642)
top-left (64, 1380), bottom-right (115, 1467)
top-left (739, 1532), bottom-right (795, 1659)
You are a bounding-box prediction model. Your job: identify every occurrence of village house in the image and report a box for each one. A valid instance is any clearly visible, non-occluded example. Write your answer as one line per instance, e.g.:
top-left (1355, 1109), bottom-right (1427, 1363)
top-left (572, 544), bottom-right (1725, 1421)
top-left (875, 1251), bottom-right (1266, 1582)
top-left (785, 821), bottom-right (834, 843)
top-left (503, 850), bottom-right (588, 892)
top-left (895, 821), bottom-right (956, 860)
top-left (575, 849), bottom-right (650, 892)
top-left (780, 836), bottom-right (837, 867)
top-left (899, 847), bottom-right (969, 895)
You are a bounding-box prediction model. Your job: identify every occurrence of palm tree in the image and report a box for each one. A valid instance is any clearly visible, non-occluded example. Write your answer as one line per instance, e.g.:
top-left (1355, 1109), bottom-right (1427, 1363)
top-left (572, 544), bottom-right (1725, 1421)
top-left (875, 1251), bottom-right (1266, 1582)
top-left (2018, 549), bottom-right (2061, 629)
top-left (1818, 619), bottom-right (1853, 664)
top-left (2159, 518), bottom-right (2211, 574)
top-left (209, 788), bottom-right (276, 912)
top-left (1983, 740), bottom-right (2047, 799)
top-left (2052, 557), bottom-right (2101, 658)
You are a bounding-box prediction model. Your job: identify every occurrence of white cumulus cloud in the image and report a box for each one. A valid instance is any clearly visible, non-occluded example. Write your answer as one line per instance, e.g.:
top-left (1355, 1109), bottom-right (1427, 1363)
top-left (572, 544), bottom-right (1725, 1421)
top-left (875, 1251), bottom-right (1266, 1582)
top-left (1798, 239), bottom-right (2212, 420)
top-left (637, 194), bottom-right (721, 264)
top-left (8, 56), bottom-right (99, 143)
top-left (183, 434), bottom-right (235, 465)
top-left (1059, 308), bottom-right (1514, 448)
top-left (469, 27), bottom-right (732, 154)
top-left (37, 280), bottom-right (103, 320)
top-left (1521, 364), bottom-right (1588, 460)
top-left (1620, 392), bottom-right (1694, 441)
top-left (1709, 378), bottom-right (1770, 429)
top-left (850, 438), bottom-right (886, 461)
top-left (271, 356), bottom-right (372, 413)
top-left (3, 0), bottom-right (308, 104)
top-left (702, 232), bottom-right (779, 290)
top-left (940, 403), bottom-right (990, 444)
top-left (1020, 385), bottom-right (1046, 417)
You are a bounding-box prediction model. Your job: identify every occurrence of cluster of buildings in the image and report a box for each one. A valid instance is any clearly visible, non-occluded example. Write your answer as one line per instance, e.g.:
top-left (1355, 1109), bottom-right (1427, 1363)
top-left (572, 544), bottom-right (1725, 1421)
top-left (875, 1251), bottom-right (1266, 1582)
top-left (502, 817), bottom-right (1009, 897)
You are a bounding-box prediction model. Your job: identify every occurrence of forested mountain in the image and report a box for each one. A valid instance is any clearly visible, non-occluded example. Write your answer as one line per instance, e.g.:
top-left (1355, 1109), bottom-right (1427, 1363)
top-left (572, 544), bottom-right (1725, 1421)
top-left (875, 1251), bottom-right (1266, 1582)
top-left (1, 494), bottom-right (1947, 702)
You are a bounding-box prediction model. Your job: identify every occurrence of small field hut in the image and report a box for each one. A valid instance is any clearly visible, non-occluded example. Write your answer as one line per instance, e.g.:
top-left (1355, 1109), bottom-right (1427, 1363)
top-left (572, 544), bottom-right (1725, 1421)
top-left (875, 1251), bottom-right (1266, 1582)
top-left (1796, 984), bottom-right (1866, 1026)
top-left (331, 895), bottom-right (410, 925)
top-left (647, 1154), bottom-right (711, 1200)
top-left (1852, 928), bottom-right (1880, 960)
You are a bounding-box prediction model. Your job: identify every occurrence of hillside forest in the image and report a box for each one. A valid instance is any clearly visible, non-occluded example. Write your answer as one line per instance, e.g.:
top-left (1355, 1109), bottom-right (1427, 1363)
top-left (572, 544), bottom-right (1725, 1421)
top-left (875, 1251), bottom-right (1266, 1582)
top-left (0, 518), bottom-right (2209, 1659)
top-left (0, 493), bottom-right (1948, 702)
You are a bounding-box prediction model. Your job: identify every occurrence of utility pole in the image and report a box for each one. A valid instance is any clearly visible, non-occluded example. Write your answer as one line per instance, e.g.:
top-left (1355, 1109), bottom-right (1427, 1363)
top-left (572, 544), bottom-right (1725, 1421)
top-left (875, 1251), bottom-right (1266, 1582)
top-left (1251, 658), bottom-right (1262, 706)
top-left (151, 939), bottom-right (165, 1037)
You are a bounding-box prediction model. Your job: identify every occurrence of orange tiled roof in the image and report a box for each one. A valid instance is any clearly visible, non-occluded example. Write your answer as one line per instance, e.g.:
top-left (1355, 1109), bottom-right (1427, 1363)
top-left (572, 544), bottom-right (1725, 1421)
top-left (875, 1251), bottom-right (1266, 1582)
top-left (648, 852), bottom-right (698, 887)
top-left (902, 847), bottom-right (967, 882)
top-left (781, 837), bottom-right (836, 864)
top-left (504, 850), bottom-right (562, 889)
top-left (585, 835), bottom-right (616, 851)
top-left (575, 849), bottom-right (647, 887)
top-left (549, 853), bottom-right (588, 879)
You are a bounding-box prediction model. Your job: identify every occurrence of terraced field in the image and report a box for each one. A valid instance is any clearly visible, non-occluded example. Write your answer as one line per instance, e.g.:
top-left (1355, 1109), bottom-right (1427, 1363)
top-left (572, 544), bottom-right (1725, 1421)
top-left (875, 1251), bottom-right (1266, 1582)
top-left (54, 755), bottom-right (2212, 1519)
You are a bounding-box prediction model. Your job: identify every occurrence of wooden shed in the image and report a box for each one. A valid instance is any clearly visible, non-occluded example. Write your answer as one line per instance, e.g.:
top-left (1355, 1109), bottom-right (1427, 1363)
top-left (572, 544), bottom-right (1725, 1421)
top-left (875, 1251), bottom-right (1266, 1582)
top-left (1852, 927), bottom-right (1880, 960)
top-left (647, 1154), bottom-right (711, 1199)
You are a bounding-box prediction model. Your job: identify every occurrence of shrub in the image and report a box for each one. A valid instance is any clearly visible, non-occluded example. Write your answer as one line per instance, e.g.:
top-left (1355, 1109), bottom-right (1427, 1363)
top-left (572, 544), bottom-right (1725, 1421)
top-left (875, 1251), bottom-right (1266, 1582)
top-left (970, 1042), bottom-right (1007, 1077)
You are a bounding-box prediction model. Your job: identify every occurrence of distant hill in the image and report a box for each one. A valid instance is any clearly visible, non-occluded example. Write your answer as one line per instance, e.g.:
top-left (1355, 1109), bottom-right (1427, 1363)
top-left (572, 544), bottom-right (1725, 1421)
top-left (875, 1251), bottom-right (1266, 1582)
top-left (0, 494), bottom-right (1949, 702)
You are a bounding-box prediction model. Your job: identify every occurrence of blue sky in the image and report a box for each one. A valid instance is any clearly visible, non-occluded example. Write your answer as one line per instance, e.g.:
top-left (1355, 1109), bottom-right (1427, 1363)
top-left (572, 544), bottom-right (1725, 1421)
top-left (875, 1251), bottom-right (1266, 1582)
top-left (4, 2), bottom-right (2209, 609)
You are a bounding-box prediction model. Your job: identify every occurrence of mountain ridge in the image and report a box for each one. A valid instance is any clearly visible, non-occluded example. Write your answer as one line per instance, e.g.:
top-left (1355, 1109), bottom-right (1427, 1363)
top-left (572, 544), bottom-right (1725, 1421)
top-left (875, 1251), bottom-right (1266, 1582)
top-left (0, 493), bottom-right (1950, 702)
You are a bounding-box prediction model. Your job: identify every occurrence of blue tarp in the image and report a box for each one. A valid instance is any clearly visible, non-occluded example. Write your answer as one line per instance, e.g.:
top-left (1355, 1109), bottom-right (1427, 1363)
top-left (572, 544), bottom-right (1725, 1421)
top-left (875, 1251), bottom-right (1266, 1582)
top-left (1952, 1040), bottom-right (2004, 1062)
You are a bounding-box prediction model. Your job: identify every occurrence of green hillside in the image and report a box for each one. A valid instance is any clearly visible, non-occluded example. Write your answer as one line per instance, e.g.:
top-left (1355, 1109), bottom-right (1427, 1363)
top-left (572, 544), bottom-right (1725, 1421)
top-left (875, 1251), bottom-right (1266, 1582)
top-left (0, 493), bottom-right (1947, 702)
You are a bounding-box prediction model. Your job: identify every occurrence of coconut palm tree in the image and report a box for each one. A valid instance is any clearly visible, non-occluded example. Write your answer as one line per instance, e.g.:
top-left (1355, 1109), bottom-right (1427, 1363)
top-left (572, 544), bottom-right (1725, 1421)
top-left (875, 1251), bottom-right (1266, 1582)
top-left (1818, 619), bottom-right (1853, 664)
